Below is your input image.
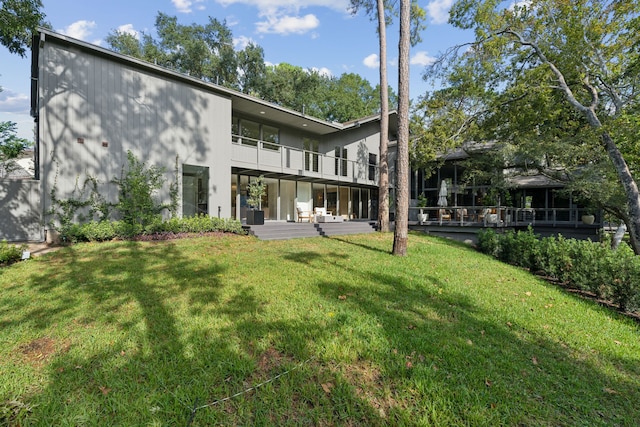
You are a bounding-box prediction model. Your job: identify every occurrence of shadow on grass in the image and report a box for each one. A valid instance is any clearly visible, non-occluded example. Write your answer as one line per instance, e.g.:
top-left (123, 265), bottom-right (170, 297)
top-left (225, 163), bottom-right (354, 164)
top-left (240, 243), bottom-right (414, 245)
top-left (2, 235), bottom-right (639, 425)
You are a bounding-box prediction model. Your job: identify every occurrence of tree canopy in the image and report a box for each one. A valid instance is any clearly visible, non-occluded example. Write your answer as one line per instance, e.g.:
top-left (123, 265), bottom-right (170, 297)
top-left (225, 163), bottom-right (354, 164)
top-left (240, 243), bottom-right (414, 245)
top-left (106, 12), bottom-right (391, 123)
top-left (0, 0), bottom-right (47, 56)
top-left (417, 0), bottom-right (640, 253)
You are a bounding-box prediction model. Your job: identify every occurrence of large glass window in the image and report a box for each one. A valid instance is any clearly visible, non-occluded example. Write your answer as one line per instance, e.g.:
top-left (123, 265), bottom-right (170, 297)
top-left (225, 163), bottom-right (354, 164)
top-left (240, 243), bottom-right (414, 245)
top-left (304, 138), bottom-right (319, 172)
top-left (351, 188), bottom-right (361, 219)
top-left (335, 147), bottom-right (347, 176)
top-left (339, 187), bottom-right (349, 217)
top-left (327, 185), bottom-right (338, 214)
top-left (240, 119), bottom-right (260, 146)
top-left (313, 183), bottom-right (325, 211)
top-left (262, 125), bottom-right (280, 151)
top-left (182, 165), bottom-right (209, 217)
top-left (280, 180), bottom-right (296, 221)
top-left (368, 153), bottom-right (377, 181)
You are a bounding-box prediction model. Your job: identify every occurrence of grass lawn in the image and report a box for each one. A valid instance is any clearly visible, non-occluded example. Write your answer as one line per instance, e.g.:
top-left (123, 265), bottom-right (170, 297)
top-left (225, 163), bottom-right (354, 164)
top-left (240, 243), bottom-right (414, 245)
top-left (1, 232), bottom-right (639, 426)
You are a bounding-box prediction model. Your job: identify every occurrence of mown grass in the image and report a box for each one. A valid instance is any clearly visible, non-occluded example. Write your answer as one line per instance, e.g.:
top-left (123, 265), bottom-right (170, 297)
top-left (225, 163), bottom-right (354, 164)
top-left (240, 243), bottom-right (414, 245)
top-left (1, 232), bottom-right (639, 426)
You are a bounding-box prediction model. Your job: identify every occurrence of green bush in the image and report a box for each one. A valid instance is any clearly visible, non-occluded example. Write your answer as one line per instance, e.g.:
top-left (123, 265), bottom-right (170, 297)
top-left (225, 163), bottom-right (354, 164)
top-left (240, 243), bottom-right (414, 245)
top-left (0, 240), bottom-right (25, 265)
top-left (52, 215), bottom-right (245, 243)
top-left (477, 228), bottom-right (640, 313)
top-left (81, 221), bottom-right (117, 242)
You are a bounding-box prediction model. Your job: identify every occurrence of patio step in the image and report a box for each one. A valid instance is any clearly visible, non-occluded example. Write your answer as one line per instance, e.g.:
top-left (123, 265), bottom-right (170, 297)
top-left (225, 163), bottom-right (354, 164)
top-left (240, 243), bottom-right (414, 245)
top-left (245, 223), bottom-right (321, 240)
top-left (314, 221), bottom-right (377, 237)
top-left (245, 221), bottom-right (377, 240)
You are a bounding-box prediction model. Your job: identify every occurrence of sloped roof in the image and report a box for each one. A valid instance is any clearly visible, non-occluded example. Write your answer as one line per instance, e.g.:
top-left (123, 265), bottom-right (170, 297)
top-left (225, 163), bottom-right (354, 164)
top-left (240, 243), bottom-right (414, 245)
top-left (35, 29), bottom-right (396, 137)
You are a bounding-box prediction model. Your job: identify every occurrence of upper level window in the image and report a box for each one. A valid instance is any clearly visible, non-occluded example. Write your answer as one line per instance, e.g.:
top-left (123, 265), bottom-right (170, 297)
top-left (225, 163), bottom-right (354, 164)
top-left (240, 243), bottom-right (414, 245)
top-left (233, 116), bottom-right (280, 150)
top-left (368, 153), bottom-right (377, 181)
top-left (304, 139), bottom-right (319, 172)
top-left (335, 147), bottom-right (347, 177)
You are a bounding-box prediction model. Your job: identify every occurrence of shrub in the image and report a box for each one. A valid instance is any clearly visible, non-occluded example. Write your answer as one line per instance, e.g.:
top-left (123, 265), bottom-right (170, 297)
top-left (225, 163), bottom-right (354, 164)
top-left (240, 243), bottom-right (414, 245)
top-left (0, 240), bottom-right (25, 265)
top-left (477, 228), bottom-right (499, 257)
top-left (477, 228), bottom-right (640, 313)
top-left (112, 150), bottom-right (167, 229)
top-left (81, 221), bottom-right (117, 242)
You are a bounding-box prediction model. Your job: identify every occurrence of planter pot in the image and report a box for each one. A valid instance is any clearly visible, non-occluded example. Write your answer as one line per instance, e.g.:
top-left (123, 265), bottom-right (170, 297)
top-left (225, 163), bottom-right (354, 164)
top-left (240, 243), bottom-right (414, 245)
top-left (46, 229), bottom-right (60, 244)
top-left (582, 214), bottom-right (595, 225)
top-left (246, 209), bottom-right (265, 225)
top-left (418, 213), bottom-right (429, 223)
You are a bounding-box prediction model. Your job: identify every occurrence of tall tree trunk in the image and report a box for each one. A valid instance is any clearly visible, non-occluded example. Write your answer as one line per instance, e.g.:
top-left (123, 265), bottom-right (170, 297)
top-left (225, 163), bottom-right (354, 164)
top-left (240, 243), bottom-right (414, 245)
top-left (393, 0), bottom-right (410, 256)
top-left (377, 0), bottom-right (390, 233)
top-left (602, 131), bottom-right (640, 255)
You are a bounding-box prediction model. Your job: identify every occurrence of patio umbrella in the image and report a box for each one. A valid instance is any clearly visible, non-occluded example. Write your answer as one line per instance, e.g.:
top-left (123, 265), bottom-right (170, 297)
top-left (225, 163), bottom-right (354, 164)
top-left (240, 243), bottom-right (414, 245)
top-left (437, 180), bottom-right (448, 207)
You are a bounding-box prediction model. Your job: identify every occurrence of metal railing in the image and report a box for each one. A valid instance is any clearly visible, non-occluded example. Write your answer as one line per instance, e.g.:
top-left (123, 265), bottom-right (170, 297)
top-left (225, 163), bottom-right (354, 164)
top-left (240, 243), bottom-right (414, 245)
top-left (231, 135), bottom-right (378, 185)
top-left (409, 206), bottom-right (601, 228)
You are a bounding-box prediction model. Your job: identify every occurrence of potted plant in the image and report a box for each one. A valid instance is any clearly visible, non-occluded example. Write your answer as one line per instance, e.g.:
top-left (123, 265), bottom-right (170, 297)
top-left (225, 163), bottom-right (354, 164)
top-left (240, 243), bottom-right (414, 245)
top-left (417, 193), bottom-right (428, 223)
top-left (581, 208), bottom-right (596, 225)
top-left (246, 175), bottom-right (266, 225)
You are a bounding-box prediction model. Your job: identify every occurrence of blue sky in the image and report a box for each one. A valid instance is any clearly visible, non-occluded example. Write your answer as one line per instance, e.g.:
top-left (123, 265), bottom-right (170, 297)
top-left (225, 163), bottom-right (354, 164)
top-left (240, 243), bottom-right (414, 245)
top-left (0, 0), bottom-right (472, 140)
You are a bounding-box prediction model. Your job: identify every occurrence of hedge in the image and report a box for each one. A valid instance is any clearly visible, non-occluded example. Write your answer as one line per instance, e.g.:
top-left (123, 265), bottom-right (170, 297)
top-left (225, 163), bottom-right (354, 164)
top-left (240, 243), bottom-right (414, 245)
top-left (477, 227), bottom-right (640, 312)
top-left (58, 214), bottom-right (246, 243)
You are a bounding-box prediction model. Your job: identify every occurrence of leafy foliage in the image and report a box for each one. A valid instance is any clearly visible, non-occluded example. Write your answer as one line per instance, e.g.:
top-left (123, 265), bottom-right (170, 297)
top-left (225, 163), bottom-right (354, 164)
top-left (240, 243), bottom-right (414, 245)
top-left (477, 228), bottom-right (640, 312)
top-left (112, 151), bottom-right (167, 229)
top-left (0, 0), bottom-right (46, 56)
top-left (246, 175), bottom-right (266, 209)
top-left (0, 121), bottom-right (31, 175)
top-left (0, 240), bottom-right (25, 265)
top-left (420, 0), bottom-right (640, 252)
top-left (59, 215), bottom-right (245, 243)
top-left (106, 12), bottom-right (391, 123)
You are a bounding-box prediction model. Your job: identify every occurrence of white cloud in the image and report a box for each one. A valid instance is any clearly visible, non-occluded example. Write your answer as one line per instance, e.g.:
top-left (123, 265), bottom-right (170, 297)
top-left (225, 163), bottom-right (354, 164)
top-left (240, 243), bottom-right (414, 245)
top-left (59, 20), bottom-right (97, 41)
top-left (311, 67), bottom-right (332, 77)
top-left (508, 0), bottom-right (532, 12)
top-left (363, 53), bottom-right (379, 68)
top-left (116, 24), bottom-right (140, 40)
top-left (172, 0), bottom-right (206, 13)
top-left (0, 90), bottom-right (30, 114)
top-left (256, 14), bottom-right (320, 35)
top-left (216, 0), bottom-right (349, 13)
top-left (234, 35), bottom-right (254, 50)
top-left (173, 0), bottom-right (193, 13)
top-left (425, 0), bottom-right (454, 25)
top-left (411, 51), bottom-right (437, 67)
top-left (216, 0), bottom-right (350, 35)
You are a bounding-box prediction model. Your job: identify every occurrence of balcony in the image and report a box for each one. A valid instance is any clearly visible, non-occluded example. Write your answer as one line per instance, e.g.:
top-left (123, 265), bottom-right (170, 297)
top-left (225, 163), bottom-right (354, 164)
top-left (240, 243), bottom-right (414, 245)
top-left (231, 136), bottom-right (378, 186)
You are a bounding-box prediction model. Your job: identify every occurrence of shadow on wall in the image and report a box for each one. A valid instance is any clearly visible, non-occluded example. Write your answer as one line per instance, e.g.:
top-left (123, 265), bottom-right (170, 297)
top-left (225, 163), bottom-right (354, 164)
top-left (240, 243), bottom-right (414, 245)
top-left (0, 179), bottom-right (42, 241)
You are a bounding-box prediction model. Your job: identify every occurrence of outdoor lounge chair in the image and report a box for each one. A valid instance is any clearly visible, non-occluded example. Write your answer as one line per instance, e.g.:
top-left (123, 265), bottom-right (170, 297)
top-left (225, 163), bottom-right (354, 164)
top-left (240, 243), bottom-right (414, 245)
top-left (296, 207), bottom-right (312, 222)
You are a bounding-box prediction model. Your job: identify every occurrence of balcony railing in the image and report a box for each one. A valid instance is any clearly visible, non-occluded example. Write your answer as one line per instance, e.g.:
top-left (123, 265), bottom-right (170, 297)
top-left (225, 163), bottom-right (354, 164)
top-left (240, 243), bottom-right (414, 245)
top-left (231, 135), bottom-right (378, 185)
top-left (409, 206), bottom-right (602, 228)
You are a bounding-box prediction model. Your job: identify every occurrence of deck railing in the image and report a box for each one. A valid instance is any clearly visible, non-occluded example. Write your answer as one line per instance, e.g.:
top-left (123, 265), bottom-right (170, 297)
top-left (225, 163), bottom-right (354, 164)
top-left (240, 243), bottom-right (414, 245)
top-left (231, 135), bottom-right (378, 185)
top-left (409, 206), bottom-right (601, 228)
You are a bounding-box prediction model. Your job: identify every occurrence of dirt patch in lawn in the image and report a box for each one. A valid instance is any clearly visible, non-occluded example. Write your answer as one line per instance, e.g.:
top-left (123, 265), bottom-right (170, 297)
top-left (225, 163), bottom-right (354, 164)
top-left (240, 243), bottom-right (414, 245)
top-left (18, 337), bottom-right (70, 366)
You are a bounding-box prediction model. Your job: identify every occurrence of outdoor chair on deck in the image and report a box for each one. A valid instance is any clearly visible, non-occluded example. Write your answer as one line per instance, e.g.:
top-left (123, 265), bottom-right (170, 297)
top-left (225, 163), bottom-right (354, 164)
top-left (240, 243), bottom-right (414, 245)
top-left (313, 207), bottom-right (332, 222)
top-left (297, 207), bottom-right (312, 222)
top-left (438, 209), bottom-right (451, 221)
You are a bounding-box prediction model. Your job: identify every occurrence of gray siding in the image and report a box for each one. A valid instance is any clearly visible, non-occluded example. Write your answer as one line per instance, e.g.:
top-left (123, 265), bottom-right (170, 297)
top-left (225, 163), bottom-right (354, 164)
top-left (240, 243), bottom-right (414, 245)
top-left (0, 180), bottom-right (42, 241)
top-left (39, 41), bottom-right (232, 228)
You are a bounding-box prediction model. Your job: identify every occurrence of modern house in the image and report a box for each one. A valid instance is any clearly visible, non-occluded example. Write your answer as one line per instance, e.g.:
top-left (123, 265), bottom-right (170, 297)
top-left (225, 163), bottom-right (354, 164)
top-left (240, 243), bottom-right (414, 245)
top-left (0, 29), bottom-right (397, 242)
top-left (409, 142), bottom-right (603, 241)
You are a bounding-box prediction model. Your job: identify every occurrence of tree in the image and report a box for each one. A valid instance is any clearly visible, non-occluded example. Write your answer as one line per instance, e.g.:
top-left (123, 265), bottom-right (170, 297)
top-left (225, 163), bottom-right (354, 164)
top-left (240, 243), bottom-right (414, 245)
top-left (350, 0), bottom-right (426, 235)
top-left (260, 63), bottom-right (324, 115)
top-left (350, 0), bottom-right (393, 233)
top-left (422, 0), bottom-right (640, 254)
top-left (0, 0), bottom-right (46, 56)
top-left (0, 120), bottom-right (31, 177)
top-left (107, 13), bottom-right (247, 89)
top-left (237, 42), bottom-right (266, 95)
top-left (393, 0), bottom-right (411, 256)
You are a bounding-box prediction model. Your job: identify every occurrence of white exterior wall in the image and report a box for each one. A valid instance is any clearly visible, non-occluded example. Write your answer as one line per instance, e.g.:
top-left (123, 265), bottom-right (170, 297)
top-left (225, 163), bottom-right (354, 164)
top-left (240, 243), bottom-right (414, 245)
top-left (38, 40), bottom-right (232, 228)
